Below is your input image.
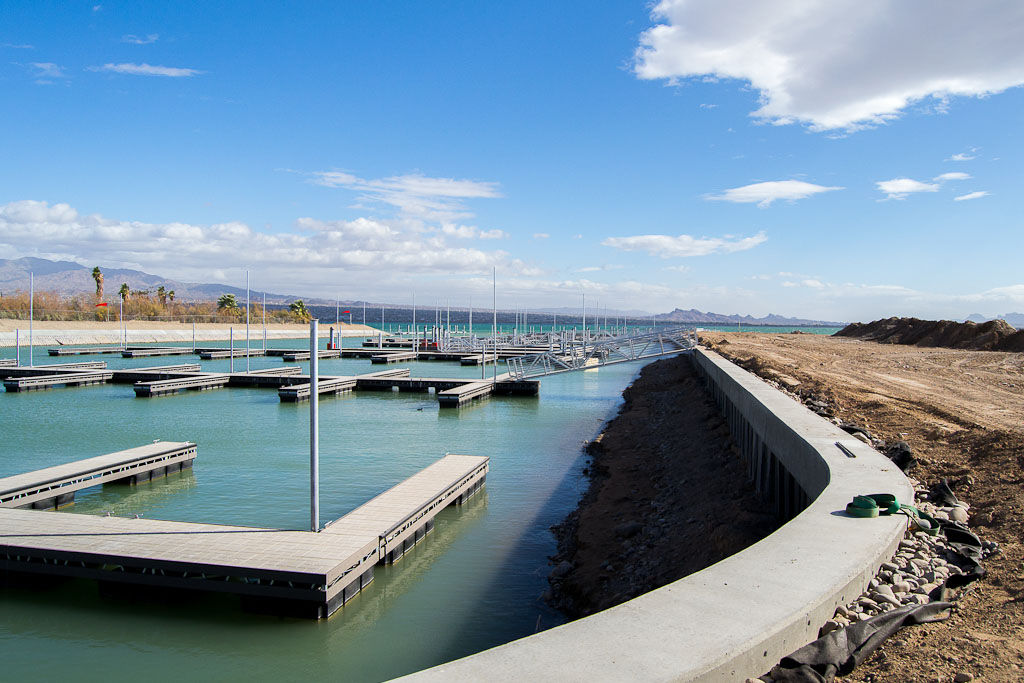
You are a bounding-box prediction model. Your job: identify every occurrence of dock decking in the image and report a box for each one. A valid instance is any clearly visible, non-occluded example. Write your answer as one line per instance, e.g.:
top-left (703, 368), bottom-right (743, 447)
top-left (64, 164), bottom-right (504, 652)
top-left (133, 373), bottom-right (231, 397)
top-left (199, 348), bottom-right (268, 360)
top-left (0, 441), bottom-right (196, 510)
top-left (0, 451), bottom-right (487, 618)
top-left (4, 370), bottom-right (114, 392)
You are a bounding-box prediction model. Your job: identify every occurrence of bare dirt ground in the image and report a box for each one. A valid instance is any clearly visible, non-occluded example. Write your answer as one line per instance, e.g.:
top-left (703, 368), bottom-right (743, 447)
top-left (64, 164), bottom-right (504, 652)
top-left (702, 332), bottom-right (1024, 683)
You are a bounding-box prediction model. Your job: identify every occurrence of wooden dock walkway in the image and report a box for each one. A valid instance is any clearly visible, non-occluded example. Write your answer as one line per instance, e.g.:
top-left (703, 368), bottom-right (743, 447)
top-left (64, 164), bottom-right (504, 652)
top-left (370, 351), bottom-right (418, 364)
top-left (48, 346), bottom-right (127, 356)
top-left (121, 347), bottom-right (195, 358)
top-left (4, 370), bottom-right (114, 392)
top-left (280, 349), bottom-right (342, 362)
top-left (199, 348), bottom-right (268, 360)
top-left (0, 359), bottom-right (16, 367)
top-left (0, 452), bottom-right (487, 618)
top-left (278, 369), bottom-right (411, 402)
top-left (0, 441), bottom-right (196, 510)
top-left (134, 373), bottom-right (231, 397)
top-left (2, 362), bottom-right (109, 378)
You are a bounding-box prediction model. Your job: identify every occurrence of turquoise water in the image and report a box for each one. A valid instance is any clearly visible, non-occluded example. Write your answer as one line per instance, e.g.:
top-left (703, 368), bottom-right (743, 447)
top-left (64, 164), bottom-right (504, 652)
top-left (0, 337), bottom-right (648, 681)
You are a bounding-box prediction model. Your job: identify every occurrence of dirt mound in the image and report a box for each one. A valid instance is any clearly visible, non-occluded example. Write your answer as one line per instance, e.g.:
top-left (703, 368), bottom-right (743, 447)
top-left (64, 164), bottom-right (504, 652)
top-left (835, 317), bottom-right (1024, 351)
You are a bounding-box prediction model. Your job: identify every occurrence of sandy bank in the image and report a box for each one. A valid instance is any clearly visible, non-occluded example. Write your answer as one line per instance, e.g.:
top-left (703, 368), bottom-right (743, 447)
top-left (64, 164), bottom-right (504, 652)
top-left (0, 320), bottom-right (379, 347)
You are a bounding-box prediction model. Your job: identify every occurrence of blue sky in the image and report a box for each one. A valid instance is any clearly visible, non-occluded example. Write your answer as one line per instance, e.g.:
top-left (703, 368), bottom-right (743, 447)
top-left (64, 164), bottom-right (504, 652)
top-left (2, 1), bottom-right (1022, 321)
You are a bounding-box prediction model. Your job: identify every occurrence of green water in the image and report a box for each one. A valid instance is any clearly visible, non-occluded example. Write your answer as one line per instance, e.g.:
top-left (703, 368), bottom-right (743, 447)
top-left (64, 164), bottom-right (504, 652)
top-left (0, 338), bottom-right (650, 681)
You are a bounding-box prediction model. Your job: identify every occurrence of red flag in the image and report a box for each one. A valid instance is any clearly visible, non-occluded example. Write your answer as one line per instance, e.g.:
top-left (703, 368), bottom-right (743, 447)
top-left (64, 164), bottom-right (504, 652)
top-left (343, 310), bottom-right (350, 313)
top-left (95, 302), bottom-right (109, 307)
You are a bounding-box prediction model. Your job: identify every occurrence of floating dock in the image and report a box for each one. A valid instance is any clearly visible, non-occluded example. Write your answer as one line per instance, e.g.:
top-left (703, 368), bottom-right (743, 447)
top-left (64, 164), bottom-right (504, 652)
top-left (0, 451), bottom-right (487, 619)
top-left (278, 369), bottom-right (411, 402)
top-left (198, 349), bottom-right (268, 360)
top-left (0, 442), bottom-right (196, 510)
top-left (133, 373), bottom-right (231, 397)
top-left (0, 359), bottom-right (16, 367)
top-left (4, 370), bottom-right (114, 392)
top-left (48, 346), bottom-right (128, 356)
top-left (121, 347), bottom-right (195, 358)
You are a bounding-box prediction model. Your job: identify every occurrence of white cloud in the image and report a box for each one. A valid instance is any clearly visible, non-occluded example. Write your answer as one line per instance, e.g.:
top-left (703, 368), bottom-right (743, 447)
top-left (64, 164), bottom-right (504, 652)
top-left (440, 224), bottom-right (507, 240)
top-left (634, 0), bottom-right (1024, 131)
top-left (532, 233), bottom-right (550, 240)
top-left (122, 34), bottom-right (159, 45)
top-left (706, 180), bottom-right (842, 207)
top-left (954, 191), bottom-right (990, 201)
top-left (309, 170), bottom-right (501, 222)
top-left (801, 279), bottom-right (826, 289)
top-left (0, 201), bottom-right (533, 293)
top-left (30, 62), bottom-right (66, 79)
top-left (602, 231), bottom-right (766, 257)
top-left (947, 149), bottom-right (978, 161)
top-left (875, 178), bottom-right (939, 200)
top-left (90, 62), bottom-right (201, 77)
top-left (934, 172), bottom-right (970, 181)
top-left (663, 265), bottom-right (690, 273)
top-left (576, 264), bottom-right (625, 273)
top-left (2, 43), bottom-right (34, 49)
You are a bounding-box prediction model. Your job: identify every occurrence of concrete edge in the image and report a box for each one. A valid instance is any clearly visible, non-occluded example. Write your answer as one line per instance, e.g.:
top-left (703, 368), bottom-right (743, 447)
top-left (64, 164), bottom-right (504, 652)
top-left (398, 347), bottom-right (912, 682)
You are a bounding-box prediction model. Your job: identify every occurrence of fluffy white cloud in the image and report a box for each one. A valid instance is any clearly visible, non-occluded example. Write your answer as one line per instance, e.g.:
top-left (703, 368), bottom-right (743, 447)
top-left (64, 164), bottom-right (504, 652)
top-left (532, 233), bottom-right (550, 240)
top-left (90, 62), bottom-right (201, 77)
top-left (309, 170), bottom-right (501, 222)
top-left (954, 191), bottom-right (990, 201)
top-left (122, 34), bottom-right (159, 45)
top-left (602, 231), bottom-right (766, 257)
top-left (634, 0), bottom-right (1024, 131)
top-left (705, 180), bottom-right (842, 207)
top-left (0, 200), bottom-right (533, 294)
top-left (935, 172), bottom-right (970, 181)
top-left (876, 178), bottom-right (940, 200)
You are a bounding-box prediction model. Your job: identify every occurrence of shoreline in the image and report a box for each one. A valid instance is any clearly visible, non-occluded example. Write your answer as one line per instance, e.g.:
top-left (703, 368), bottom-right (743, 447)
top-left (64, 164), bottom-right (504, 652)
top-left (546, 352), bottom-right (780, 617)
top-left (0, 320), bottom-right (378, 347)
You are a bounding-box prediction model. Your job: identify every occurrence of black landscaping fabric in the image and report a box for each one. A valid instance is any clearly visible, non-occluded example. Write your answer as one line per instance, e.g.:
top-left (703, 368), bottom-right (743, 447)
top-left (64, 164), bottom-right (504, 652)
top-left (769, 602), bottom-right (953, 683)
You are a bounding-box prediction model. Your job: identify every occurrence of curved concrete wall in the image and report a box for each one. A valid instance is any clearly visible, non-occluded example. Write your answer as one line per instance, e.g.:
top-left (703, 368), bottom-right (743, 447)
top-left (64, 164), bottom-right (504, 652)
top-left (402, 348), bottom-right (912, 682)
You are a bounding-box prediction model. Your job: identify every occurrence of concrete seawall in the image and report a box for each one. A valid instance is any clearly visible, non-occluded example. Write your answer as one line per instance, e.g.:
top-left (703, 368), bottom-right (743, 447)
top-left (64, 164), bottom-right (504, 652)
top-left (402, 347), bottom-right (912, 681)
top-left (0, 324), bottom-right (374, 348)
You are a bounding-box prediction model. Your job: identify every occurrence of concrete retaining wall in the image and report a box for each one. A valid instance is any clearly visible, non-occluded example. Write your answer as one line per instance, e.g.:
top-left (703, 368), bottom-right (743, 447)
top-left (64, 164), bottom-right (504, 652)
top-left (402, 347), bottom-right (912, 682)
top-left (0, 327), bottom-right (372, 348)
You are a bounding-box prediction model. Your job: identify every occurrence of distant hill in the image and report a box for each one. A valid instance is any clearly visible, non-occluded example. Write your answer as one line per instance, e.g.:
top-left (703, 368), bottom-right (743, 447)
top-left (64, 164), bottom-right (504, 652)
top-left (964, 312), bottom-right (1023, 329)
top-left (655, 307), bottom-right (844, 327)
top-left (0, 257), bottom-right (308, 304)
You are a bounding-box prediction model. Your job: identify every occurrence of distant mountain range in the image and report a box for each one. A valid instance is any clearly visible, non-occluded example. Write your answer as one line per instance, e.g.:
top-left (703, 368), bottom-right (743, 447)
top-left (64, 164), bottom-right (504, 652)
top-left (0, 257), bottom-right (871, 326)
top-left (655, 308), bottom-right (845, 327)
top-left (965, 312), bottom-right (1024, 329)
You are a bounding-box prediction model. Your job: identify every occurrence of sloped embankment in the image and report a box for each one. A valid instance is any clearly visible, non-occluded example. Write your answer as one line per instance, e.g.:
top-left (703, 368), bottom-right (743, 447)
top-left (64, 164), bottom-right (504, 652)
top-left (834, 317), bottom-right (1024, 351)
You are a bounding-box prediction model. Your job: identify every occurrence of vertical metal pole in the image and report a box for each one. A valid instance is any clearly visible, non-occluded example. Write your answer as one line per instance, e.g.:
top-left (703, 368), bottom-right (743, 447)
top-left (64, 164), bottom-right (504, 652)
top-left (246, 271), bottom-right (251, 373)
top-left (230, 327), bottom-right (234, 372)
top-left (492, 267), bottom-right (497, 383)
top-left (581, 292), bottom-right (586, 347)
top-left (262, 293), bottom-right (266, 351)
top-left (15, 328), bottom-right (20, 366)
top-left (28, 272), bottom-right (33, 367)
top-left (120, 296), bottom-right (124, 349)
top-left (362, 302), bottom-right (366, 326)
top-left (309, 318), bottom-right (320, 532)
top-left (468, 296), bottom-right (473, 339)
top-left (412, 294), bottom-right (417, 356)
top-left (192, 322), bottom-right (196, 352)
top-left (381, 304), bottom-right (385, 332)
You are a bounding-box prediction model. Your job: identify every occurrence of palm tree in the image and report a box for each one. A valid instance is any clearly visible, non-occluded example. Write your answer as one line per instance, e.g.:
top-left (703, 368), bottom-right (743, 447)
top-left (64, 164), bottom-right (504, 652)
top-left (91, 267), bottom-right (104, 299)
top-left (118, 283), bottom-right (130, 302)
top-left (167, 290), bottom-right (175, 302)
top-left (217, 293), bottom-right (239, 311)
top-left (157, 286), bottom-right (167, 306)
top-left (289, 299), bottom-right (311, 321)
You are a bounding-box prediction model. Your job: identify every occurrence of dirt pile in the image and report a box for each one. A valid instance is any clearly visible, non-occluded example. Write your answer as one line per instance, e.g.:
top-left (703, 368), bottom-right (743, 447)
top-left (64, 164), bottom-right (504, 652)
top-left (835, 317), bottom-right (1024, 352)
